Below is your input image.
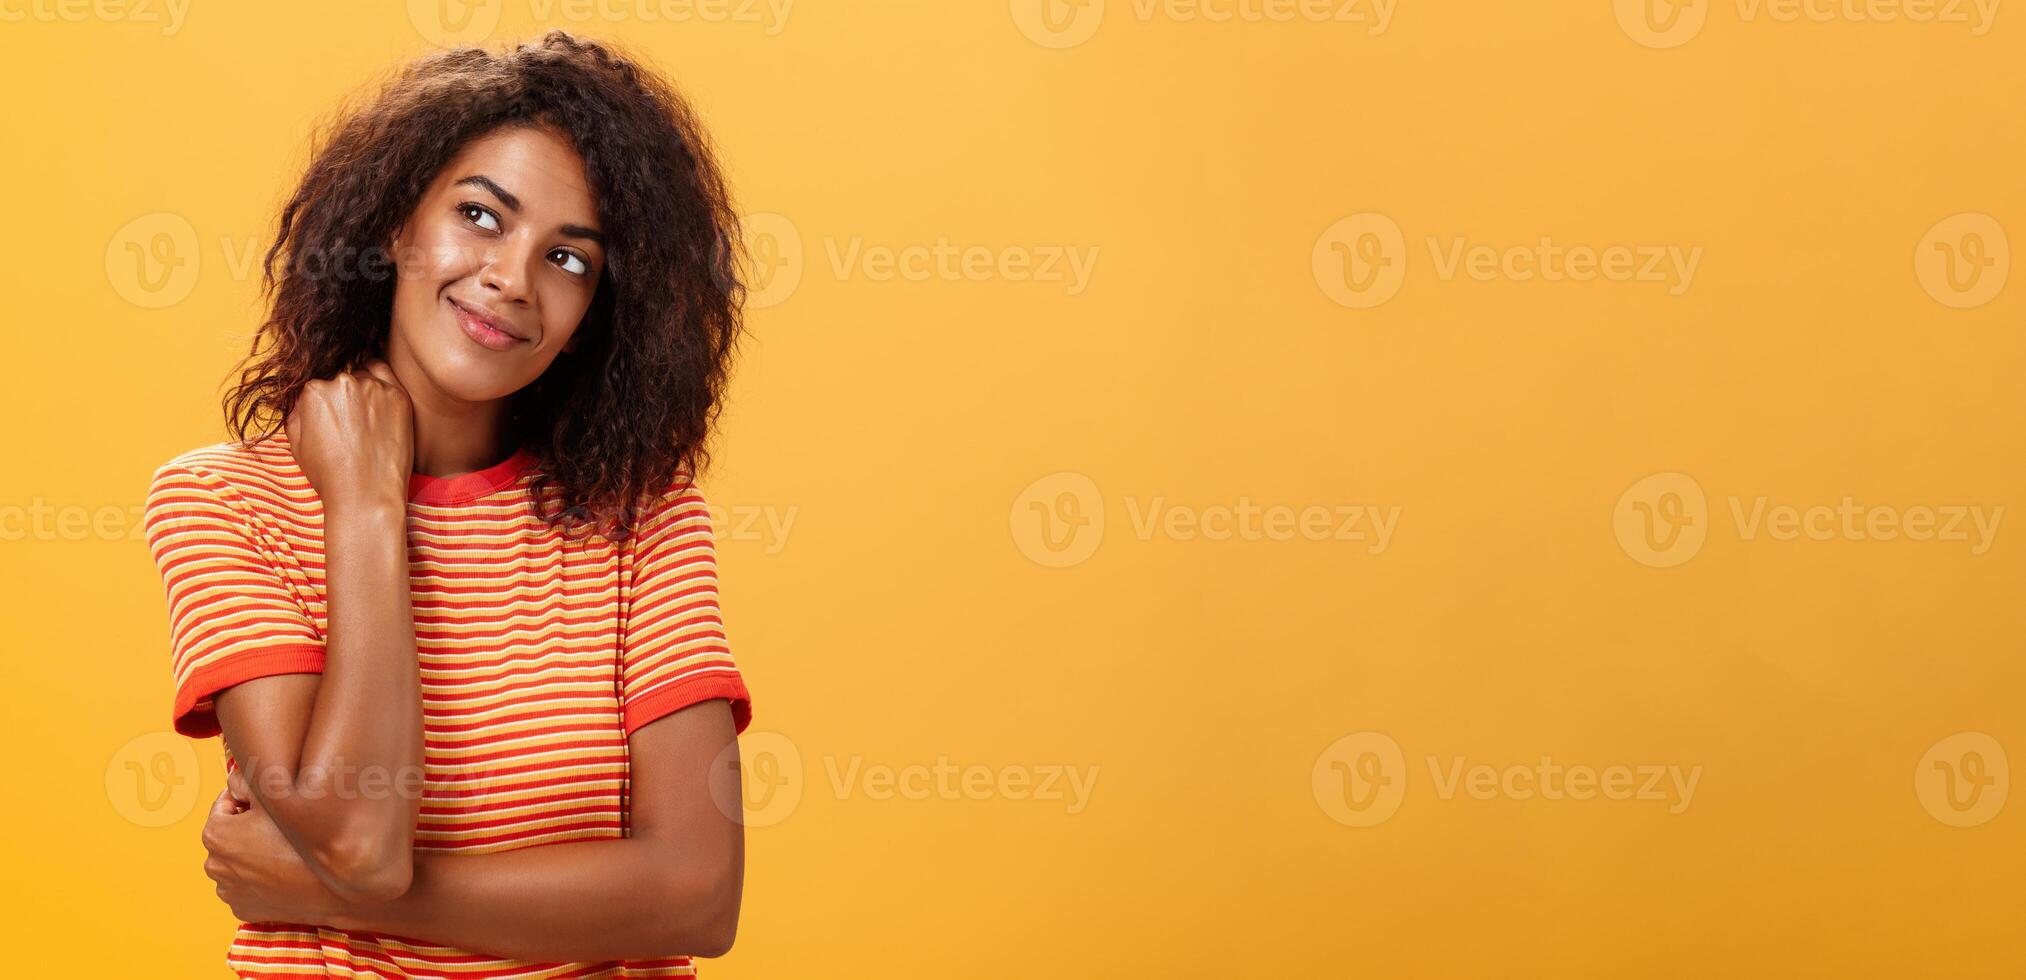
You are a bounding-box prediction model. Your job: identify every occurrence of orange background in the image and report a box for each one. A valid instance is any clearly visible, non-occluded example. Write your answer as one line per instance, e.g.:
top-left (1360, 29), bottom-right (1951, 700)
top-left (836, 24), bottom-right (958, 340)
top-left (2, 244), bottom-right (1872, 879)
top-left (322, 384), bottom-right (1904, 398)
top-left (2, 0), bottom-right (2021, 975)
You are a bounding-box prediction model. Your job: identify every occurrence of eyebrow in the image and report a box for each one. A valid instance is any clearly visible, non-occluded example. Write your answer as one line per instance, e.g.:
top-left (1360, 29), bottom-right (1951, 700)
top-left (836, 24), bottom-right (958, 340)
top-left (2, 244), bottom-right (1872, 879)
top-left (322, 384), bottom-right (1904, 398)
top-left (456, 174), bottom-right (606, 247)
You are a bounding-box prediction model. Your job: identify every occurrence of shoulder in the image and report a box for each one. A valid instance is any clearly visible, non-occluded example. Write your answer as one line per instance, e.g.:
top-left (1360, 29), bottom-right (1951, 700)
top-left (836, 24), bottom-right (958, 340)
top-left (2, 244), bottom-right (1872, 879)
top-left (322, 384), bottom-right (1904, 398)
top-left (146, 432), bottom-right (308, 519)
top-left (629, 469), bottom-right (714, 548)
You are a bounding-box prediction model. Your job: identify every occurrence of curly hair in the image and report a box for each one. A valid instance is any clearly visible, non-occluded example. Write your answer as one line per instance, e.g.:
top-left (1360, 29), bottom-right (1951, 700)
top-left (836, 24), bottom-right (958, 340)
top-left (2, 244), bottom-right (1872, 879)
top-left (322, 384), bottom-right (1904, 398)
top-left (222, 30), bottom-right (745, 544)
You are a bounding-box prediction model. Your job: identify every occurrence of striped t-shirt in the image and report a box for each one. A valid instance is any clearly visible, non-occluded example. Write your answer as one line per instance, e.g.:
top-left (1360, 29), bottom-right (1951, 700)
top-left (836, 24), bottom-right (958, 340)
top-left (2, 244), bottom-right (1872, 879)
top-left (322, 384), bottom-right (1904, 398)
top-left (143, 429), bottom-right (753, 979)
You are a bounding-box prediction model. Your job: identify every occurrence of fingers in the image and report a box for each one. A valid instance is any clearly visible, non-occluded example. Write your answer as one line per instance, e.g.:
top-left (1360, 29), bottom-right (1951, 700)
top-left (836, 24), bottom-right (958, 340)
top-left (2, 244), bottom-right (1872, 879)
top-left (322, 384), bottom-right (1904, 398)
top-left (202, 794), bottom-right (225, 849)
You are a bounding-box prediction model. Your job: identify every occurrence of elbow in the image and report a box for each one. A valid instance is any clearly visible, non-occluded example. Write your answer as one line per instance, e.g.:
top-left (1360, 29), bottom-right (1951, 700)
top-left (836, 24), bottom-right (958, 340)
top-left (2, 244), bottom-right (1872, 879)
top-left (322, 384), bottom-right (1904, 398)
top-left (667, 863), bottom-right (741, 959)
top-left (689, 916), bottom-right (738, 960)
top-left (315, 834), bottom-right (414, 904)
top-left (280, 765), bottom-right (418, 903)
top-left (693, 905), bottom-right (739, 959)
top-left (341, 860), bottom-right (414, 906)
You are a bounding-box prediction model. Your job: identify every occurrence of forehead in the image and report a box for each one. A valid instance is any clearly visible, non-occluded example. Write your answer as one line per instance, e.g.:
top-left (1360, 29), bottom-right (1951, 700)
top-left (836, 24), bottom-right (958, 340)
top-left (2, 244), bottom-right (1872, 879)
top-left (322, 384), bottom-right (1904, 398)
top-left (433, 125), bottom-right (597, 215)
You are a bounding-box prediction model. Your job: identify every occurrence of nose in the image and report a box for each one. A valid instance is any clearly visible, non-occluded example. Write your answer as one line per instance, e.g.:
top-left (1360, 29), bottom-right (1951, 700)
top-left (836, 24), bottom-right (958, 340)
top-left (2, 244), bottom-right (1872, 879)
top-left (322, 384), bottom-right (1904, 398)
top-left (477, 231), bottom-right (537, 305)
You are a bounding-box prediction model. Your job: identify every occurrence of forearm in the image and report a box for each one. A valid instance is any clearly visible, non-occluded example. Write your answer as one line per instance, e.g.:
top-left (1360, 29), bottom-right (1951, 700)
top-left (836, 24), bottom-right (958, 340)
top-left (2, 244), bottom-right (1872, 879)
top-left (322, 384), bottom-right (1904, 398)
top-left (333, 836), bottom-right (735, 962)
top-left (276, 498), bottom-right (425, 892)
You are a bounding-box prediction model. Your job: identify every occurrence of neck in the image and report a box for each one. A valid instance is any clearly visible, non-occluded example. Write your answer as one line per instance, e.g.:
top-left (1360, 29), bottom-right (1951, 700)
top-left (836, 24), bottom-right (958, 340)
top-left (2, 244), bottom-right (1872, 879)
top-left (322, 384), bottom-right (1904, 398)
top-left (412, 407), bottom-right (516, 479)
top-left (383, 342), bottom-right (517, 479)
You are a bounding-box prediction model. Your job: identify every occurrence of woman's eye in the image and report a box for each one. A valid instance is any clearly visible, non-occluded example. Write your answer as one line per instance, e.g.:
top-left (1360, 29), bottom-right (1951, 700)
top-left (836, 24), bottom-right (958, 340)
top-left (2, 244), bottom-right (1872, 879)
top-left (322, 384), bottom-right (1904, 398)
top-left (459, 203), bottom-right (500, 232)
top-left (553, 250), bottom-right (589, 276)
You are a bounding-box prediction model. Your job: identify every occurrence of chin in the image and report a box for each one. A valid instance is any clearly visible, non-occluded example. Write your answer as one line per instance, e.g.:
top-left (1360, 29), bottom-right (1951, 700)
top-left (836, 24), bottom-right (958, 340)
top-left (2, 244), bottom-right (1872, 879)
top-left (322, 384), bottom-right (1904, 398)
top-left (419, 346), bottom-right (530, 403)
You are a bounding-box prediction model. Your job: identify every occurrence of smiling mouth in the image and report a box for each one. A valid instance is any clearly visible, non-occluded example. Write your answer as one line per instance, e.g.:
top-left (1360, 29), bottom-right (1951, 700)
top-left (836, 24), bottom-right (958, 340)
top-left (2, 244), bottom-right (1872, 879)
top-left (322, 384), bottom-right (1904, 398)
top-left (448, 297), bottom-right (529, 350)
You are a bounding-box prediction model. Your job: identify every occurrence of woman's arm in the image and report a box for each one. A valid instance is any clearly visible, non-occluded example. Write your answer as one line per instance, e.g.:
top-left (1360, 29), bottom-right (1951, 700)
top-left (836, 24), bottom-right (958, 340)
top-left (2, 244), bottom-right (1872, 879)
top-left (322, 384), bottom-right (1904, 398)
top-left (326, 697), bottom-right (745, 961)
top-left (213, 363), bottom-right (426, 904)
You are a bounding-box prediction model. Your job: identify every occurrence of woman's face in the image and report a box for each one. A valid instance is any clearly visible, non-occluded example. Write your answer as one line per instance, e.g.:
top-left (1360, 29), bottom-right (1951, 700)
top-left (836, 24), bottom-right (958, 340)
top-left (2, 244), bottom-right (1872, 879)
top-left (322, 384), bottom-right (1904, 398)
top-left (385, 124), bottom-right (606, 403)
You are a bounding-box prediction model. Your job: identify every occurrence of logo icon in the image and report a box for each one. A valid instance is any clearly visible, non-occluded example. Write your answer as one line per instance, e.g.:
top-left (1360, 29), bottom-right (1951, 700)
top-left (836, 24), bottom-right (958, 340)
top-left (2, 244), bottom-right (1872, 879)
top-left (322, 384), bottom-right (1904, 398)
top-left (1915, 213), bottom-right (2009, 309)
top-left (408, 0), bottom-right (502, 47)
top-left (1915, 732), bottom-right (2008, 828)
top-left (1011, 0), bottom-right (1104, 49)
top-left (740, 212), bottom-right (804, 309)
top-left (1314, 732), bottom-right (1406, 827)
top-left (710, 731), bottom-right (804, 828)
top-left (106, 731), bottom-right (200, 828)
top-left (1313, 213), bottom-right (1406, 309)
top-left (1614, 471), bottom-right (1708, 568)
top-left (1010, 472), bottom-right (1105, 567)
top-left (1615, 0), bottom-right (1707, 49)
top-left (106, 212), bottom-right (200, 309)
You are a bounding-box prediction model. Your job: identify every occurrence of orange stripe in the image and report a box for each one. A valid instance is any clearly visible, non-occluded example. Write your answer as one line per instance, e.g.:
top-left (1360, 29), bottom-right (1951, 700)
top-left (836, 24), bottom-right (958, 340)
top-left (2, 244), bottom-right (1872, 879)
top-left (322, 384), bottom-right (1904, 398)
top-left (144, 434), bottom-right (747, 976)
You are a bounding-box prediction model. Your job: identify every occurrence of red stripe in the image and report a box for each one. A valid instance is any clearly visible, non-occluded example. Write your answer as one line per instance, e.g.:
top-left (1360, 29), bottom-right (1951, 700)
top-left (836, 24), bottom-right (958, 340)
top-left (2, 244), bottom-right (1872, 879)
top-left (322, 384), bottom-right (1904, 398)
top-left (147, 446), bottom-right (747, 974)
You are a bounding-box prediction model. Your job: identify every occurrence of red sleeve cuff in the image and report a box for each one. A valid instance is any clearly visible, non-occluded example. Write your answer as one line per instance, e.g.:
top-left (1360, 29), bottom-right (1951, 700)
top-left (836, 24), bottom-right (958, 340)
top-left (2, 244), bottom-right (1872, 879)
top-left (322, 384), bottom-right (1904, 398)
top-left (623, 673), bottom-right (753, 738)
top-left (172, 644), bottom-right (327, 739)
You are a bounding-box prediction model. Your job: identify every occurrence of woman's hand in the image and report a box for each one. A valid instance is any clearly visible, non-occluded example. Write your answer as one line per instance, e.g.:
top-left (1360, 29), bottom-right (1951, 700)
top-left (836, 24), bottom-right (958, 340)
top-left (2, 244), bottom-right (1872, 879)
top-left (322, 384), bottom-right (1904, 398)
top-left (284, 359), bottom-right (414, 512)
top-left (201, 775), bottom-right (352, 929)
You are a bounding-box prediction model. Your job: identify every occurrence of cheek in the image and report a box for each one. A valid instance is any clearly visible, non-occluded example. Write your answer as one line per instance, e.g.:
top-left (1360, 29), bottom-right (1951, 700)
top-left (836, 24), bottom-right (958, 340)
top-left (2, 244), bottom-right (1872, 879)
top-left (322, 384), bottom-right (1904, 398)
top-left (395, 222), bottom-right (473, 286)
top-left (539, 284), bottom-right (597, 344)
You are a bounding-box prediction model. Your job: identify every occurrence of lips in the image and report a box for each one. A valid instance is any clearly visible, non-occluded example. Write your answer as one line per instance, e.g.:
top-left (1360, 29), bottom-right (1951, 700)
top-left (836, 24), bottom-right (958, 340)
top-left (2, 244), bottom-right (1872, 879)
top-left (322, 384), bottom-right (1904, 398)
top-left (448, 297), bottom-right (529, 351)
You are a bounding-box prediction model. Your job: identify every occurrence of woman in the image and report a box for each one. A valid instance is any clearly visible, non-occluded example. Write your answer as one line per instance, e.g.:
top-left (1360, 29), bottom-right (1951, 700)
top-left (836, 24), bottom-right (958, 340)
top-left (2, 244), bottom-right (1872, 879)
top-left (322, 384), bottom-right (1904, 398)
top-left (141, 31), bottom-right (754, 978)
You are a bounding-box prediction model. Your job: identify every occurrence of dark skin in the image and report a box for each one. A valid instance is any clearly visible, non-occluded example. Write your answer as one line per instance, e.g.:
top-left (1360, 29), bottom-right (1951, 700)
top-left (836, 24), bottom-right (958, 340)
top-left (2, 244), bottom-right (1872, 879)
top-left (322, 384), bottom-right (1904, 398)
top-left (198, 124), bottom-right (745, 958)
top-left (204, 698), bottom-right (743, 959)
